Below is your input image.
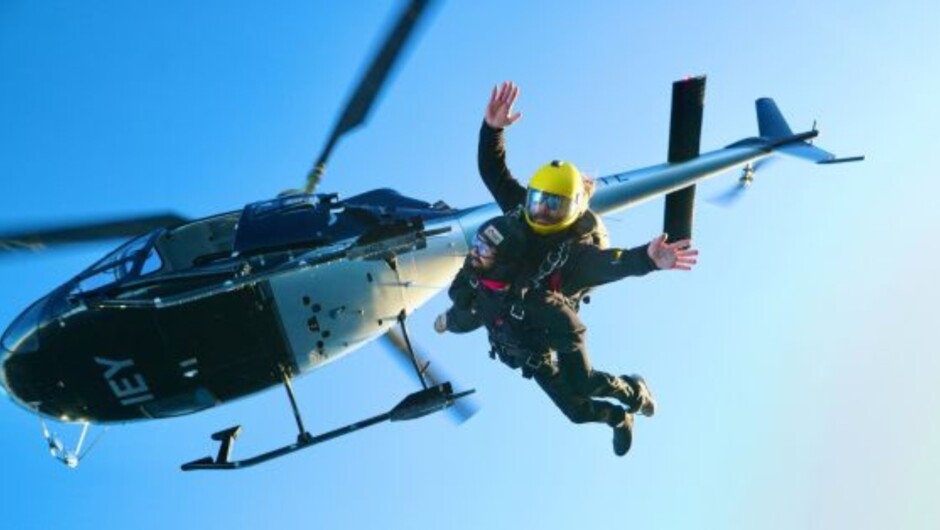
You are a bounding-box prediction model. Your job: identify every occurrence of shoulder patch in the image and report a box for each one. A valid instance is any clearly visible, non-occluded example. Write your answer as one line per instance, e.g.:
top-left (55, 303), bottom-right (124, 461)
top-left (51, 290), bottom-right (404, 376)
top-left (483, 225), bottom-right (504, 246)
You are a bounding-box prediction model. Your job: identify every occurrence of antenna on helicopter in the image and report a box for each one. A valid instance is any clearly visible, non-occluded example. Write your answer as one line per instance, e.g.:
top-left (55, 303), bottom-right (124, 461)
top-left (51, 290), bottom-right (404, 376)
top-left (304, 0), bottom-right (437, 194)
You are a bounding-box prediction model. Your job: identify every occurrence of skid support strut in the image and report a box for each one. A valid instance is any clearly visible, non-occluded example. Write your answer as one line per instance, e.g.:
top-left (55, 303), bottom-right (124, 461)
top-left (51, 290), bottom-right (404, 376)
top-left (281, 366), bottom-right (313, 443)
top-left (397, 310), bottom-right (429, 389)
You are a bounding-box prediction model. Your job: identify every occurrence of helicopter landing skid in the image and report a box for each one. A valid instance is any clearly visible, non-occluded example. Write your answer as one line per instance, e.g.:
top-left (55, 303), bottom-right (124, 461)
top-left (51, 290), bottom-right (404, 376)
top-left (181, 381), bottom-right (473, 471)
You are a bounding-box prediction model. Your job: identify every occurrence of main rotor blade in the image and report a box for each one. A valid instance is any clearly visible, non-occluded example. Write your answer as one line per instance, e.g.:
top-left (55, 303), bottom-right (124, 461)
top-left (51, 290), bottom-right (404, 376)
top-left (0, 212), bottom-right (187, 253)
top-left (304, 0), bottom-right (437, 194)
top-left (380, 328), bottom-right (480, 424)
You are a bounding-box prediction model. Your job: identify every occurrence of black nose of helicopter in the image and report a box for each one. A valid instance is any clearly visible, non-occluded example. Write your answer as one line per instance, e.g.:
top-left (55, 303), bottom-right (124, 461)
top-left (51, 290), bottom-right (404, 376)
top-left (0, 296), bottom-right (57, 413)
top-left (2, 296), bottom-right (47, 356)
top-left (0, 345), bottom-right (13, 399)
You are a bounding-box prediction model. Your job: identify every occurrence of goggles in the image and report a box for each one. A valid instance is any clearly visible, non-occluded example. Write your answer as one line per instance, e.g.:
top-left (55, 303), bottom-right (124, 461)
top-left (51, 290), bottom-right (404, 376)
top-left (471, 235), bottom-right (497, 259)
top-left (526, 189), bottom-right (574, 225)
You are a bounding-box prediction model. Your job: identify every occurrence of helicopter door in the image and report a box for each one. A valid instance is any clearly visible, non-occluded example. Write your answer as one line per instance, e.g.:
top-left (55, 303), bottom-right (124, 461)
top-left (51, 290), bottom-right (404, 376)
top-left (150, 280), bottom-right (293, 408)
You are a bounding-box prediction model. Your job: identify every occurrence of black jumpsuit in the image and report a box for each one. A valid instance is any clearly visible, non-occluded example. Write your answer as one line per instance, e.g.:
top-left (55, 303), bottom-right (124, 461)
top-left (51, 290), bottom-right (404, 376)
top-left (446, 261), bottom-right (631, 426)
top-left (477, 121), bottom-right (658, 398)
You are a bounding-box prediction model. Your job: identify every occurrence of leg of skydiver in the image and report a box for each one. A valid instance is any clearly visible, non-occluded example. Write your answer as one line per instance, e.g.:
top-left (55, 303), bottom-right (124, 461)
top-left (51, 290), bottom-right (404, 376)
top-left (527, 290), bottom-right (591, 386)
top-left (531, 291), bottom-right (656, 416)
top-left (532, 371), bottom-right (634, 456)
top-left (584, 371), bottom-right (657, 417)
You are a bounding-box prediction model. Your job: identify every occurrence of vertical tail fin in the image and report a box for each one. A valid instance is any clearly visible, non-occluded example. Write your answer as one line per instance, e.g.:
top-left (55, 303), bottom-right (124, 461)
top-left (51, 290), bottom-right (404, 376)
top-left (756, 98), bottom-right (793, 139)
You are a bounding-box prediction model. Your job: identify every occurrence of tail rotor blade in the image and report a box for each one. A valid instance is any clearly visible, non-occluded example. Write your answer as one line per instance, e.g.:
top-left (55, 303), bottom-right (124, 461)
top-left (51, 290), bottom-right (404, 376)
top-left (708, 157), bottom-right (777, 208)
top-left (709, 183), bottom-right (748, 207)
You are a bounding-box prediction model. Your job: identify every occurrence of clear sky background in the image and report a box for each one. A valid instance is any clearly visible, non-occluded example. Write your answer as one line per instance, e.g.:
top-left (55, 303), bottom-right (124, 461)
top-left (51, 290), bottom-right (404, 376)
top-left (1, 1), bottom-right (939, 528)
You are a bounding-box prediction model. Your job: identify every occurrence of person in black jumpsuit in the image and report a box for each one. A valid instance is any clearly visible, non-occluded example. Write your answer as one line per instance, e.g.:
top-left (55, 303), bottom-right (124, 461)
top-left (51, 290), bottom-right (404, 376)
top-left (472, 81), bottom-right (700, 452)
top-left (437, 215), bottom-right (645, 455)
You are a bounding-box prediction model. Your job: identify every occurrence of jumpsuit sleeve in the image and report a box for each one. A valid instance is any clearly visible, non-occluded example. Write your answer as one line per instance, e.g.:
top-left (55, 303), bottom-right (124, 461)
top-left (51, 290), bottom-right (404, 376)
top-left (444, 264), bottom-right (484, 333)
top-left (448, 263), bottom-right (477, 310)
top-left (564, 244), bottom-right (658, 294)
top-left (444, 305), bottom-right (484, 334)
top-left (478, 121), bottom-right (527, 212)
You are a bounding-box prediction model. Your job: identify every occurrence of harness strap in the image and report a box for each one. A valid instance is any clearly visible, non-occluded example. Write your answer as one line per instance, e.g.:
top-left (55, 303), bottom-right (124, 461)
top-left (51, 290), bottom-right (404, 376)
top-left (529, 240), bottom-right (570, 290)
top-left (488, 337), bottom-right (556, 379)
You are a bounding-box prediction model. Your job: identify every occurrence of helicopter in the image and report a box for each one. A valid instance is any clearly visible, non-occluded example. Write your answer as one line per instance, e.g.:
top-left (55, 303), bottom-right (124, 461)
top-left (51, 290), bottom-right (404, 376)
top-left (0, 0), bottom-right (863, 471)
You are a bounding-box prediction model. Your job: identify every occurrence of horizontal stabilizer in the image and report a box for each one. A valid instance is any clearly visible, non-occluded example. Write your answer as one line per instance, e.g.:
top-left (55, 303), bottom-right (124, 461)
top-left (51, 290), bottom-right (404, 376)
top-left (818, 155), bottom-right (865, 164)
top-left (775, 135), bottom-right (865, 164)
top-left (777, 141), bottom-right (834, 162)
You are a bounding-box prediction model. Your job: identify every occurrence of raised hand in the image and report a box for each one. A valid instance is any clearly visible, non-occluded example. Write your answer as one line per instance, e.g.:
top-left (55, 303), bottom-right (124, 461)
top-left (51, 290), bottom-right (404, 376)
top-left (647, 234), bottom-right (699, 271)
top-left (485, 81), bottom-right (522, 129)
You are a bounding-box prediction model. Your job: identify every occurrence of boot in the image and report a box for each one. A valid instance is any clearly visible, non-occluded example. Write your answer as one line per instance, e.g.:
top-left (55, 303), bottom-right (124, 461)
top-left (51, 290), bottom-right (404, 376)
top-left (622, 374), bottom-right (656, 417)
top-left (612, 412), bottom-right (634, 457)
top-left (586, 372), bottom-right (634, 405)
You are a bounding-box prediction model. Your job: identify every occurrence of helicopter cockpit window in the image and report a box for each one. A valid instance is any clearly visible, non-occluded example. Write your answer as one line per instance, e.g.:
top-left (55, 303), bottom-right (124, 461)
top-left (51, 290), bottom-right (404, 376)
top-left (70, 232), bottom-right (163, 296)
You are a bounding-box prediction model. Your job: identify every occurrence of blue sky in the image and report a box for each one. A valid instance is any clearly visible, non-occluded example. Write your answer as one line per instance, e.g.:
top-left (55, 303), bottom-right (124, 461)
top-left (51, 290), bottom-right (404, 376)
top-left (1, 1), bottom-right (939, 528)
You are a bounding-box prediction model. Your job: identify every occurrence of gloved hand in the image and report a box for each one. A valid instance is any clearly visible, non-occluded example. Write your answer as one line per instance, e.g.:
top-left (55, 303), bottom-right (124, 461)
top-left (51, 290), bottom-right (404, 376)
top-left (433, 312), bottom-right (448, 333)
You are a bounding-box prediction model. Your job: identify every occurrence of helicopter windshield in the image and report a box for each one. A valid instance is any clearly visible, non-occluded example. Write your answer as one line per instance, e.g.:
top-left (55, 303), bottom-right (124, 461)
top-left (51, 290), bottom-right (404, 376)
top-left (69, 231), bottom-right (163, 296)
top-left (1, 296), bottom-right (48, 353)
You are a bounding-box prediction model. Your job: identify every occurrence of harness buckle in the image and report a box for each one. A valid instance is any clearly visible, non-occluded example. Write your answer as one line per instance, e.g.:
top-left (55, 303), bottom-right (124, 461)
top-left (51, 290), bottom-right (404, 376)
top-left (521, 352), bottom-right (556, 379)
top-left (524, 354), bottom-right (544, 371)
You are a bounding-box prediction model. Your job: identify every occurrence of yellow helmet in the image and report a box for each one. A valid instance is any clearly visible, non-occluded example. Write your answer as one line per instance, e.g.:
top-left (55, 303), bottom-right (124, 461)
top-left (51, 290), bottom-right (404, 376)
top-left (524, 160), bottom-right (585, 235)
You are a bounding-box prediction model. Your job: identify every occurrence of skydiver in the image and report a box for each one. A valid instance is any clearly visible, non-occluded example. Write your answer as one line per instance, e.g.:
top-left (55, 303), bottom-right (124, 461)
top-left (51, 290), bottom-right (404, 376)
top-left (473, 81), bottom-right (699, 440)
top-left (479, 81), bottom-right (698, 289)
top-left (435, 215), bottom-right (652, 455)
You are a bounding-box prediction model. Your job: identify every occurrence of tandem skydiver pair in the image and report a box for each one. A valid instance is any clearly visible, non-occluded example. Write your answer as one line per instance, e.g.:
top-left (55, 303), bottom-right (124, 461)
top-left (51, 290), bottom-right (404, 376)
top-left (435, 82), bottom-right (699, 456)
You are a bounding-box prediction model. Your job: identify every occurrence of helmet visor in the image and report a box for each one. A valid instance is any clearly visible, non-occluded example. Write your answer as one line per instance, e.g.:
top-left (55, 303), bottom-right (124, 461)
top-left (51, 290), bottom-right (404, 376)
top-left (526, 188), bottom-right (574, 226)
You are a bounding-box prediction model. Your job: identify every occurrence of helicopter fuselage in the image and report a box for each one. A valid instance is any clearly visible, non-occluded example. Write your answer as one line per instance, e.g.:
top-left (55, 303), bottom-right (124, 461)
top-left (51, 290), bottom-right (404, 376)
top-left (0, 190), bottom-right (492, 423)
